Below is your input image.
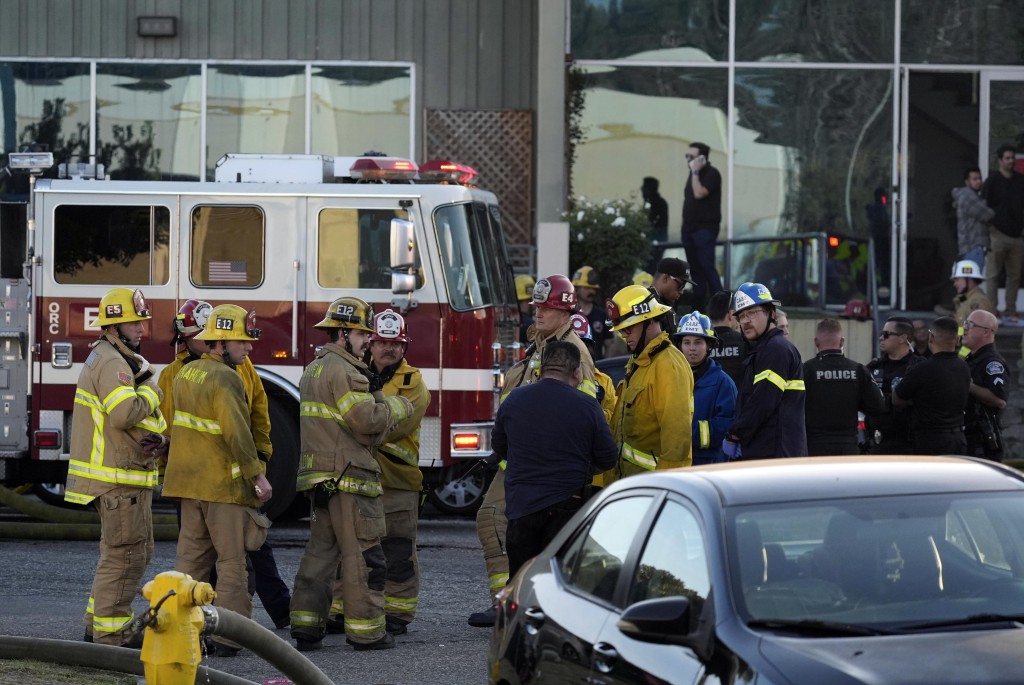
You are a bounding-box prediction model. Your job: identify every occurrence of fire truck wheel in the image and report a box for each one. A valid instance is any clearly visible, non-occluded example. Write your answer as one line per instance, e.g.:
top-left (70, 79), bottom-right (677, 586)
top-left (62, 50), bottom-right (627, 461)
top-left (426, 462), bottom-right (492, 516)
top-left (263, 398), bottom-right (302, 521)
top-left (31, 482), bottom-right (86, 510)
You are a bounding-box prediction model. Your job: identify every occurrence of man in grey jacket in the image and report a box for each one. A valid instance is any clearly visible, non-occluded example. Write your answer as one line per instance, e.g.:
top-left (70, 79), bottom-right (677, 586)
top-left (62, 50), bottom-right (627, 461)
top-left (952, 166), bottom-right (994, 266)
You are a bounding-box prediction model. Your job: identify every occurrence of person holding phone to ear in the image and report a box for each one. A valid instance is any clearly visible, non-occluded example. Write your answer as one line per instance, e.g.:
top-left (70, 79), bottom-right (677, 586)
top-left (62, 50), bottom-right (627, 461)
top-left (683, 141), bottom-right (724, 311)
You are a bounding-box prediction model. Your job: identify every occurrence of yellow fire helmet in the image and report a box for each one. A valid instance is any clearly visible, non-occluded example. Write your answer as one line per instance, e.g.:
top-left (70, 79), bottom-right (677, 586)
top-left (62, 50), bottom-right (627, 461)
top-left (91, 288), bottom-right (152, 327)
top-left (514, 274), bottom-right (536, 302)
top-left (606, 284), bottom-right (671, 331)
top-left (195, 304), bottom-right (261, 341)
top-left (314, 296), bottom-right (374, 332)
top-left (571, 265), bottom-right (600, 289)
top-left (632, 270), bottom-right (653, 288)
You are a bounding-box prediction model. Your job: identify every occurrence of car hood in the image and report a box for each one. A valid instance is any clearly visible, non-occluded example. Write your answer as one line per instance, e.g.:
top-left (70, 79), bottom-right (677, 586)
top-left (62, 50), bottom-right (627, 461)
top-left (760, 629), bottom-right (1024, 684)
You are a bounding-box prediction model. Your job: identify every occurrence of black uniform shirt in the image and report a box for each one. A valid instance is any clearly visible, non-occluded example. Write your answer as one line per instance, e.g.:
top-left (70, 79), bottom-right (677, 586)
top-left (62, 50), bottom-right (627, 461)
top-left (803, 350), bottom-right (885, 454)
top-left (711, 325), bottom-right (745, 386)
top-left (894, 351), bottom-right (971, 432)
top-left (965, 342), bottom-right (1008, 428)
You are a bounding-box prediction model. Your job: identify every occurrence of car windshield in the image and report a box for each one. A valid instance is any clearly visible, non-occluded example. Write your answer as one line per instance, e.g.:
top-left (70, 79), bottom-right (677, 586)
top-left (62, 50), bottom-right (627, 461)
top-left (730, 491), bottom-right (1024, 632)
top-left (433, 202), bottom-right (509, 311)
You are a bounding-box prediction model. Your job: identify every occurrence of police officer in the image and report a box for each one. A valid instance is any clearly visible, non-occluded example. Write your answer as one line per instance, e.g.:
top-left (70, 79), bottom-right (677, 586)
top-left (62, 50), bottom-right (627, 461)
top-left (66, 287), bottom-right (166, 648)
top-left (469, 275), bottom-right (596, 628)
top-left (865, 317), bottom-right (925, 454)
top-left (951, 259), bottom-right (995, 324)
top-left (650, 257), bottom-right (696, 331)
top-left (289, 297), bottom-right (413, 652)
top-left (802, 318), bottom-right (885, 456)
top-left (706, 289), bottom-right (744, 385)
top-left (722, 282), bottom-right (807, 459)
top-left (163, 304), bottom-right (273, 657)
top-left (607, 284), bottom-right (694, 478)
top-left (893, 316), bottom-right (971, 455)
top-left (366, 309), bottom-right (430, 634)
top-left (672, 311), bottom-right (736, 465)
top-left (961, 310), bottom-right (1008, 461)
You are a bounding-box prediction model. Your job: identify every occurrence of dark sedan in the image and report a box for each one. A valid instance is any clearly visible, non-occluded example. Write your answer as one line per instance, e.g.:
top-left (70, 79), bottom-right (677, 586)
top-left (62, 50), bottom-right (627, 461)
top-left (489, 456), bottom-right (1024, 684)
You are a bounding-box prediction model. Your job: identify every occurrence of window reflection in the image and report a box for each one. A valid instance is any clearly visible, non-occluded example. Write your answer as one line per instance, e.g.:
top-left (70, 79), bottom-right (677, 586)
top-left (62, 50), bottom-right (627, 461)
top-left (206, 65), bottom-right (306, 179)
top-left (735, 0), bottom-right (893, 63)
top-left (96, 63), bottom-right (201, 180)
top-left (53, 204), bottom-right (170, 285)
top-left (572, 65), bottom-right (728, 237)
top-left (311, 66), bottom-right (411, 157)
top-left (190, 206), bottom-right (264, 287)
top-left (902, 1), bottom-right (1024, 65)
top-left (317, 207), bottom-right (413, 289)
top-left (571, 0), bottom-right (728, 62)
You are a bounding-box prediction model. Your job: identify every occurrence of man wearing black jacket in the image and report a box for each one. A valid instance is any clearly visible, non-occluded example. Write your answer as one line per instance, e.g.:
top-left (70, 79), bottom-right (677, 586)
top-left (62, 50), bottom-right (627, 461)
top-left (865, 316), bottom-right (925, 455)
top-left (961, 310), bottom-right (1008, 461)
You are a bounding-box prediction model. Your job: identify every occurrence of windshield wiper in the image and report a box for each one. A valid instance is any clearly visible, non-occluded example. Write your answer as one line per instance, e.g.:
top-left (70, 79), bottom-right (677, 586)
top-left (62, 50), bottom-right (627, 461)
top-left (747, 619), bottom-right (890, 637)
top-left (897, 614), bottom-right (1024, 632)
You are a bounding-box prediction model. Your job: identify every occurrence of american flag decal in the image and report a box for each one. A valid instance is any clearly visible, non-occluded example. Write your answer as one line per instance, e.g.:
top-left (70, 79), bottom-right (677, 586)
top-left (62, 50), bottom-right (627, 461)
top-left (208, 260), bottom-right (248, 283)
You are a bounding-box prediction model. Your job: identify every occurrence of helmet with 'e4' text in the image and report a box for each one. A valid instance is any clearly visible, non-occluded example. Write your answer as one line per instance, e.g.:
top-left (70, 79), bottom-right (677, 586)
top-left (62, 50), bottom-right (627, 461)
top-left (532, 275), bottom-right (579, 312)
top-left (607, 285), bottom-right (671, 331)
top-left (195, 304), bottom-right (261, 341)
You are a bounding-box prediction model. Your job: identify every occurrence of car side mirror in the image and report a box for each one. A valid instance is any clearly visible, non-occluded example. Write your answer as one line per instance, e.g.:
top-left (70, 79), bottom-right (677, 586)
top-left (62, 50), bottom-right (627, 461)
top-left (616, 594), bottom-right (714, 661)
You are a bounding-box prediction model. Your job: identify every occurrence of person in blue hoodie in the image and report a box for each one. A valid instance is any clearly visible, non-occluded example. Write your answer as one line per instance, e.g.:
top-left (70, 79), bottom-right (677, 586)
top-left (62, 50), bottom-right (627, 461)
top-left (673, 311), bottom-right (737, 465)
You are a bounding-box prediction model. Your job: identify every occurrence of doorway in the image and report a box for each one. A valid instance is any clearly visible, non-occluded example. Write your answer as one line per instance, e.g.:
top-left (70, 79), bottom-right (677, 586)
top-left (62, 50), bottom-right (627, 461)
top-left (902, 71), bottom-right (979, 311)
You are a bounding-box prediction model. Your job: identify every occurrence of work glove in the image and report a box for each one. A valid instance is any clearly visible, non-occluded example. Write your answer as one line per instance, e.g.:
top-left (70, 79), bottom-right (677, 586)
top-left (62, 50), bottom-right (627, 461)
top-left (140, 432), bottom-right (169, 458)
top-left (721, 438), bottom-right (742, 461)
top-left (482, 451), bottom-right (503, 473)
top-left (366, 370), bottom-right (384, 393)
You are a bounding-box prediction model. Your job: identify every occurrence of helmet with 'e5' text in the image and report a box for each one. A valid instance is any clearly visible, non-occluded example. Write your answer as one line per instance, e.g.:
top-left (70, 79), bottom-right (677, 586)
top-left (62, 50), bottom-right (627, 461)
top-left (92, 288), bottom-right (152, 327)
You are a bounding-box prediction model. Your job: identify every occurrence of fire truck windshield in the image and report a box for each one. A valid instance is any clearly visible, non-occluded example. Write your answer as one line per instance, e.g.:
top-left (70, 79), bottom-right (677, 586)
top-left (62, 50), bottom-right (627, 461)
top-left (434, 203), bottom-right (506, 311)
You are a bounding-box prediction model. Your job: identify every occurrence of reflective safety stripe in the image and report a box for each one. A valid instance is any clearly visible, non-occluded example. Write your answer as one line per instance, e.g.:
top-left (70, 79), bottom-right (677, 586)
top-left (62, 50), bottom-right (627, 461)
top-left (384, 596), bottom-right (418, 614)
top-left (384, 395), bottom-right (410, 421)
top-left (296, 471), bottom-right (336, 491)
top-left (230, 462), bottom-right (242, 480)
top-left (578, 379), bottom-right (598, 398)
top-left (337, 390), bottom-right (374, 418)
top-left (337, 475), bottom-right (383, 497)
top-left (330, 599), bottom-right (345, 616)
top-left (134, 412), bottom-right (167, 434)
top-left (135, 384), bottom-right (160, 412)
top-left (290, 610), bottom-right (324, 629)
top-left (173, 411), bottom-right (223, 434)
top-left (488, 573), bottom-right (509, 592)
top-left (620, 442), bottom-right (657, 470)
top-left (498, 459), bottom-right (507, 471)
top-left (381, 440), bottom-right (418, 466)
top-left (345, 615), bottom-right (386, 636)
top-left (753, 369), bottom-right (805, 392)
top-left (300, 400), bottom-right (347, 428)
top-left (103, 385), bottom-right (142, 414)
top-left (66, 459), bottom-right (159, 488)
top-left (698, 420), bottom-right (710, 449)
top-left (88, 595), bottom-right (134, 635)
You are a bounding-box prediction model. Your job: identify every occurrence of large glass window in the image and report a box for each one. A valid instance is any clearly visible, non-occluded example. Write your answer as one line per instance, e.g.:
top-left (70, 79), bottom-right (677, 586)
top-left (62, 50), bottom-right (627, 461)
top-left (902, 1), bottom-right (1024, 65)
top-left (206, 65), bottom-right (306, 178)
top-left (53, 204), bottom-right (170, 285)
top-left (572, 66), bottom-right (728, 234)
top-left (733, 68), bottom-right (893, 242)
top-left (317, 207), bottom-right (412, 289)
top-left (190, 206), bottom-right (264, 287)
top-left (571, 0), bottom-right (728, 62)
top-left (311, 66), bottom-right (411, 157)
top-left (96, 64), bottom-right (202, 181)
top-left (735, 0), bottom-right (894, 63)
top-left (434, 203), bottom-right (503, 311)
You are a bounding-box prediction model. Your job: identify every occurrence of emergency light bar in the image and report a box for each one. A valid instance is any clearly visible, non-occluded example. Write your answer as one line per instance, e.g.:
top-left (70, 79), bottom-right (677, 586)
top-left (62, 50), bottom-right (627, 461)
top-left (8, 151), bottom-right (54, 171)
top-left (418, 159), bottom-right (478, 184)
top-left (348, 157), bottom-right (418, 181)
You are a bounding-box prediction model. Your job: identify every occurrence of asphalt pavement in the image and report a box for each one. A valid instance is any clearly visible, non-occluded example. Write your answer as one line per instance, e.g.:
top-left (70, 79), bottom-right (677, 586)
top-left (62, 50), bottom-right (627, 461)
top-left (0, 507), bottom-right (494, 684)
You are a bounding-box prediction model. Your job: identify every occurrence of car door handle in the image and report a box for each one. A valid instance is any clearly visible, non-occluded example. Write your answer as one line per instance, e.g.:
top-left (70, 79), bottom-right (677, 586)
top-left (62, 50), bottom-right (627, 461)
top-left (592, 641), bottom-right (619, 673)
top-left (523, 607), bottom-right (545, 626)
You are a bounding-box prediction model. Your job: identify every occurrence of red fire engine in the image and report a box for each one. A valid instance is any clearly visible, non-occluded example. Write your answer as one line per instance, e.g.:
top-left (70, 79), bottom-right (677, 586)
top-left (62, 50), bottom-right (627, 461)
top-left (0, 152), bottom-right (518, 518)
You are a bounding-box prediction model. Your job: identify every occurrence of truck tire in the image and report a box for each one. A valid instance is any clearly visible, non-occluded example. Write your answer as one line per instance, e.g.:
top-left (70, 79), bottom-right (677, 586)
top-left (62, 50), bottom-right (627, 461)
top-left (31, 482), bottom-right (85, 510)
top-left (426, 461), bottom-right (491, 516)
top-left (263, 398), bottom-right (302, 521)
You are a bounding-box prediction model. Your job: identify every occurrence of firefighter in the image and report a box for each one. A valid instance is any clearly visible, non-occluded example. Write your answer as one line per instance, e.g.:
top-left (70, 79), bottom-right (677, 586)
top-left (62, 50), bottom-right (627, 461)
top-left (722, 282), bottom-right (807, 459)
top-left (514, 274), bottom-right (536, 344)
top-left (469, 274), bottom-right (596, 628)
top-left (607, 284), bottom-right (694, 479)
top-left (802, 318), bottom-right (885, 456)
top-left (572, 265), bottom-right (610, 360)
top-left (162, 304), bottom-right (273, 657)
top-left (950, 259), bottom-right (995, 324)
top-left (961, 310), bottom-right (1008, 461)
top-left (672, 311), bottom-right (736, 465)
top-left (892, 316), bottom-right (971, 454)
top-left (289, 297), bottom-right (413, 652)
top-left (864, 317), bottom-right (925, 454)
top-left (157, 299), bottom-right (292, 631)
top-left (571, 313), bottom-right (617, 423)
top-left (66, 287), bottom-right (166, 648)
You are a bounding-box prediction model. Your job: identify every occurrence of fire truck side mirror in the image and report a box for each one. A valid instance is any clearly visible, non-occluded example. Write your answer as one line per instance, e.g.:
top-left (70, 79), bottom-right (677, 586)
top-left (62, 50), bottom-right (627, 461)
top-left (391, 272), bottom-right (417, 296)
top-left (390, 218), bottom-right (416, 271)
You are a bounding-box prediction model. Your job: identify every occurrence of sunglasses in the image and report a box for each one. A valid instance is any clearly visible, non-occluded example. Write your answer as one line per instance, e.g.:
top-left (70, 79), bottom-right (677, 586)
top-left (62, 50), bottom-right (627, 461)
top-left (878, 331), bottom-right (904, 339)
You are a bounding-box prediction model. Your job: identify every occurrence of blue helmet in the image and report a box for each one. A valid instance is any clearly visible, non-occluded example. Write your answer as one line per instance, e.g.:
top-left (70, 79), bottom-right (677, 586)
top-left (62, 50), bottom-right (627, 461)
top-left (673, 311), bottom-right (717, 345)
top-left (730, 282), bottom-right (780, 315)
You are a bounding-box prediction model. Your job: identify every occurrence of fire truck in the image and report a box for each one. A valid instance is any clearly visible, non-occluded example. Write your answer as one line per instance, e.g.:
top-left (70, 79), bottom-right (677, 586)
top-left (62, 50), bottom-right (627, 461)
top-left (0, 152), bottom-right (519, 519)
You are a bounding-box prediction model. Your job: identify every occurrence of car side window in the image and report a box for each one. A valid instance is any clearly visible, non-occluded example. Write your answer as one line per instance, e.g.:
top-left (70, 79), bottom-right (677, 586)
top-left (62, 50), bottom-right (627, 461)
top-left (628, 499), bottom-right (710, 605)
top-left (558, 496), bottom-right (653, 604)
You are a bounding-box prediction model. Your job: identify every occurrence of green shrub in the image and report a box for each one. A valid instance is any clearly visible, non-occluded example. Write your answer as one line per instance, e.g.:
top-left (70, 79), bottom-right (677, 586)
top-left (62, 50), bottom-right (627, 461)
top-left (566, 196), bottom-right (651, 297)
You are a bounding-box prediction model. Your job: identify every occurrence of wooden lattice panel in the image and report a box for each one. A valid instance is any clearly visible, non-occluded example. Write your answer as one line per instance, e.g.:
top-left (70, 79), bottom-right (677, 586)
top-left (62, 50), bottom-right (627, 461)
top-left (426, 109), bottom-right (534, 245)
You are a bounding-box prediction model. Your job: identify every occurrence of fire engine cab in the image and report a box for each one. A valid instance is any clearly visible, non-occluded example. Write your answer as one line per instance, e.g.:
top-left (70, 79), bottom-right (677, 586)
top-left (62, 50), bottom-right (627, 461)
top-left (0, 152), bottom-right (519, 518)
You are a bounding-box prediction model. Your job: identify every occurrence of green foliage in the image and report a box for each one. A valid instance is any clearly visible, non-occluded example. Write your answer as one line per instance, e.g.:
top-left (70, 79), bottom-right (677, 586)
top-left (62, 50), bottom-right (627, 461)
top-left (567, 196), bottom-right (651, 296)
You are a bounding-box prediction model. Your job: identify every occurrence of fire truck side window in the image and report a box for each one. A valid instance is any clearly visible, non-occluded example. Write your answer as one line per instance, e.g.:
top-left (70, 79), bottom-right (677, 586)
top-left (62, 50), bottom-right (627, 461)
top-left (434, 204), bottom-right (496, 311)
top-left (317, 208), bottom-right (416, 289)
top-left (53, 205), bottom-right (171, 285)
top-left (190, 206), bottom-right (264, 287)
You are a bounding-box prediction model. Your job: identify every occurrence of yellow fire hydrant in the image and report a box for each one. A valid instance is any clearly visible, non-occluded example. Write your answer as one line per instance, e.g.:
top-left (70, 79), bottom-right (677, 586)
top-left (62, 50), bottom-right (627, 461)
top-left (139, 570), bottom-right (217, 685)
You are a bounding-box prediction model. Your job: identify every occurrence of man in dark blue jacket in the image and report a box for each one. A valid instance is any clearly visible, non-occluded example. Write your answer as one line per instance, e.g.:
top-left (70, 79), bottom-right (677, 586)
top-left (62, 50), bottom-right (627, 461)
top-left (493, 341), bottom-right (618, 579)
top-left (722, 282), bottom-right (807, 459)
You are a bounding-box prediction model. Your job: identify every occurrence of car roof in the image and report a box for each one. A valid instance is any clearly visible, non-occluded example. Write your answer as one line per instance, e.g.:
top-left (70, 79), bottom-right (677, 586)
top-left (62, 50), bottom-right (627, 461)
top-left (611, 456), bottom-right (1024, 507)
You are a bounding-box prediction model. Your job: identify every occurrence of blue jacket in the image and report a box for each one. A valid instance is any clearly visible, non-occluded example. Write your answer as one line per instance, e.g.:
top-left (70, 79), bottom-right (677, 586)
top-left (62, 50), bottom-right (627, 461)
top-left (691, 359), bottom-right (737, 465)
top-left (730, 327), bottom-right (807, 459)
